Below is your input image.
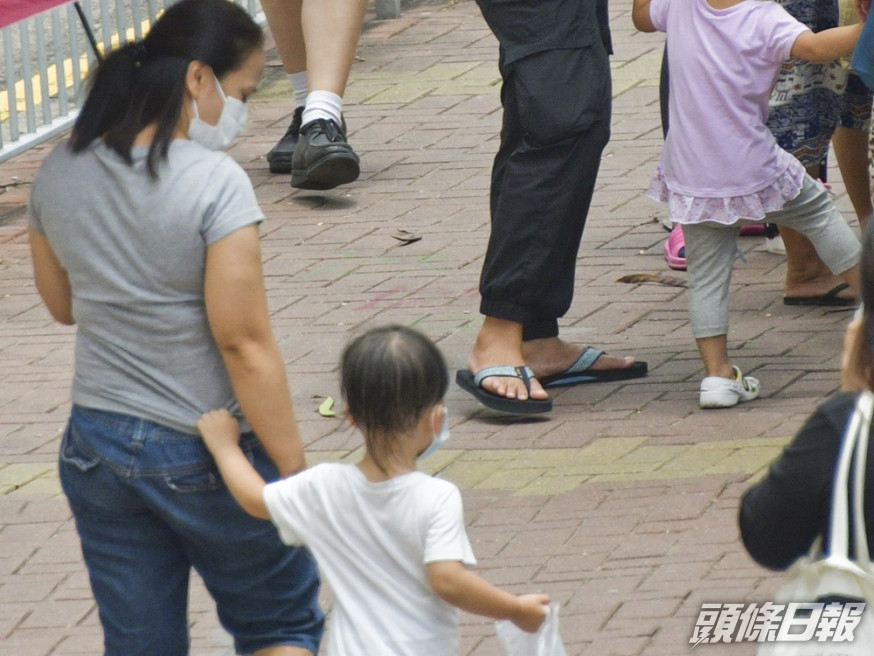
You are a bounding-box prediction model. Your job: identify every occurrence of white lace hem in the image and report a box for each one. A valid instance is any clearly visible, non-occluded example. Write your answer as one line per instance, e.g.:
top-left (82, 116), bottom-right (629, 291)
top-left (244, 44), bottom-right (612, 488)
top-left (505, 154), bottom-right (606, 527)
top-left (646, 160), bottom-right (806, 226)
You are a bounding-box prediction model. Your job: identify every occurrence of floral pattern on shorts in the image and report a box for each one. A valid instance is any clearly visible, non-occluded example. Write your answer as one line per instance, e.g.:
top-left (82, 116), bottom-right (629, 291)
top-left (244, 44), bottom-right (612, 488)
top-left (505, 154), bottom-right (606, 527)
top-left (766, 0), bottom-right (846, 168)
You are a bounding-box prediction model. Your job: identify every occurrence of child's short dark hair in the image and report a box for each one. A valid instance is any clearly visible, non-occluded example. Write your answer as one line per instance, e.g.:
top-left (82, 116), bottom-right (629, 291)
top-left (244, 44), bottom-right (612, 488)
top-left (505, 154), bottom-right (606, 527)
top-left (341, 325), bottom-right (449, 466)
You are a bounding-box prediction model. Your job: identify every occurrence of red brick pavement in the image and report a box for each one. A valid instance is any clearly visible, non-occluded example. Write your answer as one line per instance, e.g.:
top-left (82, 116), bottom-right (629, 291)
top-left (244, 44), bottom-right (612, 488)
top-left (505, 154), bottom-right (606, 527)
top-left (0, 1), bottom-right (861, 654)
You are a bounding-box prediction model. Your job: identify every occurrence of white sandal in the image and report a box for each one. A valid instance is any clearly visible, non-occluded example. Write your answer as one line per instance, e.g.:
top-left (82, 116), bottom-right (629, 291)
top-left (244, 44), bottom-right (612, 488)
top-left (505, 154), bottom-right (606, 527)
top-left (699, 366), bottom-right (760, 409)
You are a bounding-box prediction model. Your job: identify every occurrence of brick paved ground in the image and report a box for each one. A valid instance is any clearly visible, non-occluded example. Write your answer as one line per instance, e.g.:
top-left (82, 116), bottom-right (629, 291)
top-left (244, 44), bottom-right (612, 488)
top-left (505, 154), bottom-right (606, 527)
top-left (0, 1), bottom-right (862, 654)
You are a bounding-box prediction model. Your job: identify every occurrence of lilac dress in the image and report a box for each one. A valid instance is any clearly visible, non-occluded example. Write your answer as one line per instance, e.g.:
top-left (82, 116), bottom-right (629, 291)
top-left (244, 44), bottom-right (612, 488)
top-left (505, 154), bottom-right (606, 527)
top-left (647, 0), bottom-right (808, 225)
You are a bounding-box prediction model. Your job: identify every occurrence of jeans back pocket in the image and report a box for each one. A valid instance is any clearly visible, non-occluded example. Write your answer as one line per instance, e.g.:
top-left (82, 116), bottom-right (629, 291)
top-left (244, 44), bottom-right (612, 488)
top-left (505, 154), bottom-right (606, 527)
top-left (59, 421), bottom-right (101, 472)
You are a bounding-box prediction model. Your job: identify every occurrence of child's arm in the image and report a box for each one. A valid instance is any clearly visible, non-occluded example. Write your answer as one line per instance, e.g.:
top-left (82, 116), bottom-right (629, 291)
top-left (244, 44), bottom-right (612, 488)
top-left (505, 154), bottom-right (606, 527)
top-left (790, 23), bottom-right (863, 62)
top-left (197, 409), bottom-right (270, 520)
top-left (427, 561), bottom-right (549, 632)
top-left (632, 0), bottom-right (656, 32)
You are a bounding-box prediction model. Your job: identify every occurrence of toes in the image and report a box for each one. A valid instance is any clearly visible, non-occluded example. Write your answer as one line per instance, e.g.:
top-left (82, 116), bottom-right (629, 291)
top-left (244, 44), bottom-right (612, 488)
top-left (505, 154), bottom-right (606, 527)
top-left (482, 376), bottom-right (530, 401)
top-left (593, 354), bottom-right (635, 370)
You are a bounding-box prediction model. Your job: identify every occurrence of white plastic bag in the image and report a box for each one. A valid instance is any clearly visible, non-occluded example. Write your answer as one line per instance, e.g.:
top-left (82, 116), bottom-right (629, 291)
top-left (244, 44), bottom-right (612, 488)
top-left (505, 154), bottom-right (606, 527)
top-left (495, 601), bottom-right (568, 656)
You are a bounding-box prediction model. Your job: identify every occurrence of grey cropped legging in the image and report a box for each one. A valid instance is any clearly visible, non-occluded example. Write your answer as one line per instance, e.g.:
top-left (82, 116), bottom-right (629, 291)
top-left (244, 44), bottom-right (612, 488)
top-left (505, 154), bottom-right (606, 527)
top-left (683, 175), bottom-right (861, 339)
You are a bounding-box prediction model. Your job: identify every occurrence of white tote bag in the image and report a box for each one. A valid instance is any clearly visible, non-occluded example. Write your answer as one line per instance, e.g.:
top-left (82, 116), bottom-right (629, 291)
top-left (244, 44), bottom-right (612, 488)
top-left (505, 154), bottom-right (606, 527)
top-left (757, 391), bottom-right (874, 656)
top-left (495, 602), bottom-right (568, 656)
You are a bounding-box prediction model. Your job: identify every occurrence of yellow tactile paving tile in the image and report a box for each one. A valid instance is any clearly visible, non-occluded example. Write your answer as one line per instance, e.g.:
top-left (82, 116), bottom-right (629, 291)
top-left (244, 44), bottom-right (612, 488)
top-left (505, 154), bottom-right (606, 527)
top-left (0, 436), bottom-right (788, 499)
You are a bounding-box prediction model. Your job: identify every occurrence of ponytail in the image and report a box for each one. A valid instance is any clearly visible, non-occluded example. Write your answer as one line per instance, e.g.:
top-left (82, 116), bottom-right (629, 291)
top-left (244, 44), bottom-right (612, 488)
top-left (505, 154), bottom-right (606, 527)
top-left (70, 0), bottom-right (262, 178)
top-left (70, 42), bottom-right (140, 152)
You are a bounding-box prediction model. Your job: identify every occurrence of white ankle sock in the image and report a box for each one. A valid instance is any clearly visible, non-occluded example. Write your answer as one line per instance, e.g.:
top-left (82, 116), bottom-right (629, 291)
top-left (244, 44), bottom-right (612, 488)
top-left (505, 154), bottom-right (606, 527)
top-left (302, 90), bottom-right (343, 126)
top-left (287, 71), bottom-right (308, 109)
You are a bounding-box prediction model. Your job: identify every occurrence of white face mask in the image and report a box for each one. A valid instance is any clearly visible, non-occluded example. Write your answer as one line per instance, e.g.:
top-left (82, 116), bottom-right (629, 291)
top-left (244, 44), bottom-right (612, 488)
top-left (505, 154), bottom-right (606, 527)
top-left (417, 406), bottom-right (450, 461)
top-left (188, 72), bottom-right (248, 151)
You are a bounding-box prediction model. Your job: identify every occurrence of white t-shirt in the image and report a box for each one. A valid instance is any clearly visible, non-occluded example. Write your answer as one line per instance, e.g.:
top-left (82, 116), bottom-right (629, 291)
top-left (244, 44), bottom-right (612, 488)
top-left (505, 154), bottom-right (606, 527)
top-left (263, 463), bottom-right (477, 656)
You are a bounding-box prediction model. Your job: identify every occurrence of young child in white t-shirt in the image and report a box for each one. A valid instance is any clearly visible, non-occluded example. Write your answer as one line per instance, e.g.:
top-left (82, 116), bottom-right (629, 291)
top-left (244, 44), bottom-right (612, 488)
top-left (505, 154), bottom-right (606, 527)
top-left (198, 325), bottom-right (548, 656)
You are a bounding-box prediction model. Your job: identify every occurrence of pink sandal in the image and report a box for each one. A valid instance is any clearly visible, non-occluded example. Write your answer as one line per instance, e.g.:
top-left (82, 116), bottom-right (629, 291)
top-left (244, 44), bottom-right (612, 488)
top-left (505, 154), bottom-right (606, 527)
top-left (663, 225), bottom-right (686, 271)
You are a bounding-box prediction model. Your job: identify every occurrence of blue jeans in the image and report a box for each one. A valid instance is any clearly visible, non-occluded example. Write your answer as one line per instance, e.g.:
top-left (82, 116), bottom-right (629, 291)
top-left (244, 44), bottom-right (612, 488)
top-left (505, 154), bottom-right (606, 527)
top-left (60, 406), bottom-right (324, 656)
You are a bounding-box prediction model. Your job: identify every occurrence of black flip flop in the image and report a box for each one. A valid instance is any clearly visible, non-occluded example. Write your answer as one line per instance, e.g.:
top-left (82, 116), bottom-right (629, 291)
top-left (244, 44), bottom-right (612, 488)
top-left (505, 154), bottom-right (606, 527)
top-left (783, 283), bottom-right (856, 307)
top-left (456, 366), bottom-right (552, 415)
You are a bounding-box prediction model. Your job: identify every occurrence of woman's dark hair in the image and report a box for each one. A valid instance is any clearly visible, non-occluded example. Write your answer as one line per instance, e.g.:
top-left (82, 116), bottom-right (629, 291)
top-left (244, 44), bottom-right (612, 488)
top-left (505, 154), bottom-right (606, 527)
top-left (340, 325), bottom-right (449, 471)
top-left (70, 0), bottom-right (263, 178)
top-left (860, 220), bottom-right (874, 389)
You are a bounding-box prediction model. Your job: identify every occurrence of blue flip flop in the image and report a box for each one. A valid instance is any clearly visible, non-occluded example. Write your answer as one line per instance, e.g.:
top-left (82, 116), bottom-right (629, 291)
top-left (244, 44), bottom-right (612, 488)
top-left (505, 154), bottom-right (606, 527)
top-left (456, 366), bottom-right (552, 414)
top-left (538, 348), bottom-right (648, 388)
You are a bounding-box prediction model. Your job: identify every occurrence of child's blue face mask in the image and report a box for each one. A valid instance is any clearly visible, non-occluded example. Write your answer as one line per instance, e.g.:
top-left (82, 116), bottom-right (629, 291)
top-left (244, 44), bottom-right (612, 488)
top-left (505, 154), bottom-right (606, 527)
top-left (417, 406), bottom-right (449, 460)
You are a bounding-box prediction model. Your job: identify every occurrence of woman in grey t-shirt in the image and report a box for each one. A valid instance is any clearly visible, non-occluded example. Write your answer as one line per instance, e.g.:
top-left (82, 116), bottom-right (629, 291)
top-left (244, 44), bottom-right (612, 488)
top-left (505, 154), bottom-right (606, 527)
top-left (27, 1), bottom-right (322, 654)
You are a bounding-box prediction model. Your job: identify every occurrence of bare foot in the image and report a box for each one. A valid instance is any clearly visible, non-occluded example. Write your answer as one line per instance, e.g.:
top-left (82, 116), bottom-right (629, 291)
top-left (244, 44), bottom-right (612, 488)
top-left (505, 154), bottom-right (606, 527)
top-left (466, 317), bottom-right (548, 401)
top-left (782, 226), bottom-right (856, 302)
top-left (783, 275), bottom-right (856, 302)
top-left (522, 337), bottom-right (638, 379)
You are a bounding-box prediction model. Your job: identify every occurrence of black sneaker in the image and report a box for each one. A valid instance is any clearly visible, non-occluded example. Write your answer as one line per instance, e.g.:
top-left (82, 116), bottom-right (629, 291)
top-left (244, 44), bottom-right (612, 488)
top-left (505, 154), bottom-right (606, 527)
top-left (266, 106), bottom-right (304, 174)
top-left (291, 118), bottom-right (360, 190)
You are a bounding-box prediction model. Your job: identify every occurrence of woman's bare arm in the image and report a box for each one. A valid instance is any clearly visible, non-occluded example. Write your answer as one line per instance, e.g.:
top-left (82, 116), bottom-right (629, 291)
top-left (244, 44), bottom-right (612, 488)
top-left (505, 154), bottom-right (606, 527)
top-left (204, 226), bottom-right (305, 478)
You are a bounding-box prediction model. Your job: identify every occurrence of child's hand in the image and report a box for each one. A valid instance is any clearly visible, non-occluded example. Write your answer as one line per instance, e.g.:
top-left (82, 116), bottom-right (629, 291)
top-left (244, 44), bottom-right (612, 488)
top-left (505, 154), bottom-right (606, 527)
top-left (197, 409), bottom-right (241, 455)
top-left (510, 594), bottom-right (550, 633)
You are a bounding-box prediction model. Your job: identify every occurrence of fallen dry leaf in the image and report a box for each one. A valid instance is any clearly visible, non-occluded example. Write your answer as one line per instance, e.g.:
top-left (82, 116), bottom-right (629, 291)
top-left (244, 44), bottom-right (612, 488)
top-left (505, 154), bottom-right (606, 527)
top-left (391, 229), bottom-right (422, 245)
top-left (616, 273), bottom-right (687, 288)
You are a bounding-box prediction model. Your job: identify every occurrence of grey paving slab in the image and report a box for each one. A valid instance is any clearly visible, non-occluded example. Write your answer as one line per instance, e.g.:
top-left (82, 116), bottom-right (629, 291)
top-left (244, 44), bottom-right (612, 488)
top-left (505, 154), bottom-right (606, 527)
top-left (0, 0), bottom-right (861, 654)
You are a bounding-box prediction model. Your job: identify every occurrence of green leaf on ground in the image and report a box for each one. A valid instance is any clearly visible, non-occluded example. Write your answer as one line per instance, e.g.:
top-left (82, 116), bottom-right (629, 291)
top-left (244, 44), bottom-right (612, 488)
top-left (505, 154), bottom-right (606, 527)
top-left (318, 397), bottom-right (337, 417)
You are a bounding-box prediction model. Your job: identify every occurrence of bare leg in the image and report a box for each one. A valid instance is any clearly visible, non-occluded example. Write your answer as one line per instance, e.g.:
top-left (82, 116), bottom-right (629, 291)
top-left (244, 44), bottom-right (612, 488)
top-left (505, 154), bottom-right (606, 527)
top-left (782, 163), bottom-right (857, 301)
top-left (301, 0), bottom-right (369, 95)
top-left (695, 334), bottom-right (733, 379)
top-left (833, 125), bottom-right (873, 230)
top-left (838, 264), bottom-right (859, 292)
top-left (466, 320), bottom-right (642, 401)
top-left (261, 0), bottom-right (306, 74)
top-left (261, 0), bottom-right (368, 93)
top-left (782, 229), bottom-right (858, 299)
top-left (467, 317), bottom-right (548, 401)
top-left (522, 337), bottom-right (639, 379)
top-left (696, 334), bottom-right (761, 408)
top-left (254, 647), bottom-right (313, 656)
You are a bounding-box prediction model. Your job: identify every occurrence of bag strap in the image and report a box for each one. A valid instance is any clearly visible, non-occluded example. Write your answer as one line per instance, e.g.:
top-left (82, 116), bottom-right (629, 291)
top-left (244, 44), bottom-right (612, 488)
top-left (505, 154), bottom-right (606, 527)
top-left (852, 391), bottom-right (874, 564)
top-left (829, 391), bottom-right (874, 562)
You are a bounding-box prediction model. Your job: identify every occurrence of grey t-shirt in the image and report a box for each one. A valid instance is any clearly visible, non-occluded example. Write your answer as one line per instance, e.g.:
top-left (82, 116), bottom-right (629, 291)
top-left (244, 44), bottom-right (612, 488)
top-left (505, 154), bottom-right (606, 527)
top-left (29, 139), bottom-right (263, 434)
